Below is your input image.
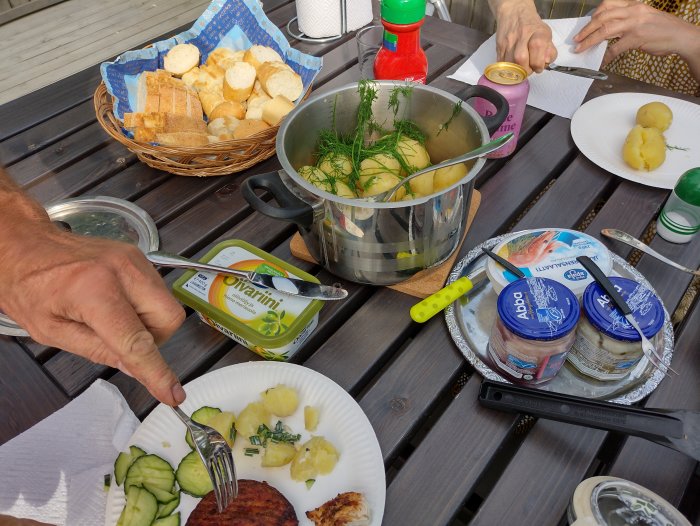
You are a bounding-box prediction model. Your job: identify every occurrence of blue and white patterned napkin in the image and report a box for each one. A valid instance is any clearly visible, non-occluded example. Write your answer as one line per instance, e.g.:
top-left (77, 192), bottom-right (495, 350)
top-left (100, 0), bottom-right (323, 120)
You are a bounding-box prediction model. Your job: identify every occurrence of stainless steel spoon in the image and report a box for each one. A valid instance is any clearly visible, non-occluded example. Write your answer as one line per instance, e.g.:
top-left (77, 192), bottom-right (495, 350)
top-left (369, 133), bottom-right (514, 203)
top-left (601, 228), bottom-right (700, 277)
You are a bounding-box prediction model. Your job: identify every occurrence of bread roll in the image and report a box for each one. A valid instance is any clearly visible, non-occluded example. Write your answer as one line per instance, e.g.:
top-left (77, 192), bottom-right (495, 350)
top-left (198, 90), bottom-right (226, 118)
top-left (223, 62), bottom-right (256, 102)
top-left (194, 64), bottom-right (224, 92)
top-left (262, 95), bottom-right (294, 126)
top-left (257, 62), bottom-right (303, 101)
top-left (155, 131), bottom-right (209, 147)
top-left (245, 106), bottom-right (263, 120)
top-left (181, 66), bottom-right (200, 87)
top-left (207, 48), bottom-right (241, 69)
top-left (163, 43), bottom-right (200, 77)
top-left (207, 116), bottom-right (240, 137)
top-left (233, 119), bottom-right (270, 139)
top-left (243, 45), bottom-right (283, 71)
top-left (209, 100), bottom-right (245, 121)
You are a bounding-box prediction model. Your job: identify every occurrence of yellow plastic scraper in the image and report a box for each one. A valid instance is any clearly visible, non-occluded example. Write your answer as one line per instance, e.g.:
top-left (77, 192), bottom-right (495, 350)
top-left (410, 266), bottom-right (489, 323)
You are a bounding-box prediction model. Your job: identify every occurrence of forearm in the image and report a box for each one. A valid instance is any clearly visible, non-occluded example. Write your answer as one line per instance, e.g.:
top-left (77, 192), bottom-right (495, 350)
top-left (488, 0), bottom-right (539, 18)
top-left (679, 24), bottom-right (700, 85)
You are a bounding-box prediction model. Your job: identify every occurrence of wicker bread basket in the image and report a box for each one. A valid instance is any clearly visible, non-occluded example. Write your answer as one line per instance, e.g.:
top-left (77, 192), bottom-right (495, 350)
top-left (94, 81), bottom-right (281, 177)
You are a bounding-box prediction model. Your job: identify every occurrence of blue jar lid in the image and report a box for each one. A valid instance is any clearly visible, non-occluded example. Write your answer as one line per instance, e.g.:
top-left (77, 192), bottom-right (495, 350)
top-left (497, 277), bottom-right (580, 341)
top-left (582, 277), bottom-right (664, 342)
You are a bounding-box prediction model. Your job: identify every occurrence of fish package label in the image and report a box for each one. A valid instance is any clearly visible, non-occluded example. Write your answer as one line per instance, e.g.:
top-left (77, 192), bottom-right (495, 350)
top-left (100, 0), bottom-right (322, 120)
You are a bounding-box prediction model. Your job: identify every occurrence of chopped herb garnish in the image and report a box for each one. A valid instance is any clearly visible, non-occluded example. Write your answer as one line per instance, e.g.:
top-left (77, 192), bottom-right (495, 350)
top-left (104, 473), bottom-right (111, 489)
top-left (667, 144), bottom-right (689, 151)
top-left (305, 479), bottom-right (316, 490)
top-left (244, 447), bottom-right (260, 456)
top-left (251, 421), bottom-right (301, 448)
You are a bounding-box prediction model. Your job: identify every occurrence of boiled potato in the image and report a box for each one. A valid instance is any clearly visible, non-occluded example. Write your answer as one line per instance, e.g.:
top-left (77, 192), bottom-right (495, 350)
top-left (290, 436), bottom-right (339, 481)
top-left (396, 138), bottom-right (431, 174)
top-left (304, 406), bottom-right (319, 432)
top-left (261, 384), bottom-right (299, 417)
top-left (636, 102), bottom-right (673, 132)
top-left (622, 125), bottom-right (666, 171)
top-left (359, 154), bottom-right (402, 197)
top-left (318, 153), bottom-right (353, 179)
top-left (299, 165), bottom-right (355, 197)
top-left (261, 442), bottom-right (297, 467)
top-left (207, 411), bottom-right (236, 447)
top-left (433, 163), bottom-right (468, 192)
top-left (236, 401), bottom-right (271, 440)
top-left (408, 172), bottom-right (434, 196)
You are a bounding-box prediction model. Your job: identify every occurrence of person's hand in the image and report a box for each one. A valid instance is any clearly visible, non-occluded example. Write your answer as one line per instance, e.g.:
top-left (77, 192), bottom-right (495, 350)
top-left (0, 219), bottom-right (186, 406)
top-left (574, 0), bottom-right (695, 66)
top-left (489, 0), bottom-right (557, 73)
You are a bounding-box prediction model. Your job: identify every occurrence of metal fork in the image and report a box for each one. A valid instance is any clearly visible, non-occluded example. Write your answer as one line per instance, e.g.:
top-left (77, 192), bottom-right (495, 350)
top-left (171, 406), bottom-right (237, 511)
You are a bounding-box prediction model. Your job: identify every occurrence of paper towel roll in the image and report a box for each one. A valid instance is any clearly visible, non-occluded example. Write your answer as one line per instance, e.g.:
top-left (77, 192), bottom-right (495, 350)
top-left (296, 0), bottom-right (374, 39)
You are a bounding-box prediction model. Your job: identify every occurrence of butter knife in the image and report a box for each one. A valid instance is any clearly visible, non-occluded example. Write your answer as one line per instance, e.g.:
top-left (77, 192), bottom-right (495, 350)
top-left (147, 251), bottom-right (348, 301)
top-left (576, 256), bottom-right (677, 377)
top-left (546, 63), bottom-right (608, 80)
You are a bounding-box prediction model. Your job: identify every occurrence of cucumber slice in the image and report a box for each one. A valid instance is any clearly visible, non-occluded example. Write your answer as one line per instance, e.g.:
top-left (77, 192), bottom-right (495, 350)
top-left (156, 492), bottom-right (180, 518)
top-left (185, 407), bottom-right (221, 449)
top-left (121, 486), bottom-right (158, 526)
top-left (152, 512), bottom-right (180, 526)
top-left (114, 446), bottom-right (146, 486)
top-left (124, 454), bottom-right (175, 494)
top-left (143, 483), bottom-right (177, 504)
top-left (175, 451), bottom-right (213, 497)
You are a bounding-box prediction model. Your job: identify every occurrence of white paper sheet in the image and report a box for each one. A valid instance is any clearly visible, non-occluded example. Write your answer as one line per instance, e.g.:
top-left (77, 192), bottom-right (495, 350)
top-left (0, 381), bottom-right (140, 525)
top-left (449, 17), bottom-right (607, 119)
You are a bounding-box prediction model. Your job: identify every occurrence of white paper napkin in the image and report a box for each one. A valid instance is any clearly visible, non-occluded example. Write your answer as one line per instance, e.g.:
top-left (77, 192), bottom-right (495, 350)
top-left (0, 380), bottom-right (140, 525)
top-left (449, 17), bottom-right (607, 119)
top-left (296, 0), bottom-right (373, 38)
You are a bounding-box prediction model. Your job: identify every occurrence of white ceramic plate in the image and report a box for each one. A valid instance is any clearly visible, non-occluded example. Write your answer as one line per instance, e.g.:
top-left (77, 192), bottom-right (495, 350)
top-left (571, 93), bottom-right (700, 189)
top-left (104, 362), bottom-right (385, 525)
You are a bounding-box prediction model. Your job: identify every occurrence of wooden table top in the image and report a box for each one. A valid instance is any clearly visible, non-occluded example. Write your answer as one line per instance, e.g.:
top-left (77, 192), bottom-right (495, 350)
top-left (1, 2), bottom-right (699, 524)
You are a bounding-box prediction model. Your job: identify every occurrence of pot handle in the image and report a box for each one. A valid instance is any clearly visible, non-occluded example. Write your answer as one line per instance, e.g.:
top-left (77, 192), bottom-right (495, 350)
top-left (242, 171), bottom-right (314, 230)
top-left (456, 85), bottom-right (509, 135)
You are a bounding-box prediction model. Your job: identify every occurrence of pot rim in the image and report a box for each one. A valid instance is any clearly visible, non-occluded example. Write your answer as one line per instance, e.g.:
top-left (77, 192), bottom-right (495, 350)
top-left (276, 81), bottom-right (488, 209)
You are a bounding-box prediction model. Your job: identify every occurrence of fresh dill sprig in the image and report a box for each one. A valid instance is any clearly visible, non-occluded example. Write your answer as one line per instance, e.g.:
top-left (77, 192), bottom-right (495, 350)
top-left (437, 100), bottom-right (463, 136)
top-left (667, 144), bottom-right (689, 151)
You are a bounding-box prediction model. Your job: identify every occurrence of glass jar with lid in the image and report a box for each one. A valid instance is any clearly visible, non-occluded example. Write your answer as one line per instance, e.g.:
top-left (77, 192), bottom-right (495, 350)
top-left (568, 476), bottom-right (690, 526)
top-left (488, 277), bottom-right (580, 384)
top-left (567, 277), bottom-right (665, 381)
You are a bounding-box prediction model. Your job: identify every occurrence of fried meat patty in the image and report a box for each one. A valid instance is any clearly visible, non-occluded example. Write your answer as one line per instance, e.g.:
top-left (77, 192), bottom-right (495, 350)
top-left (186, 479), bottom-right (298, 526)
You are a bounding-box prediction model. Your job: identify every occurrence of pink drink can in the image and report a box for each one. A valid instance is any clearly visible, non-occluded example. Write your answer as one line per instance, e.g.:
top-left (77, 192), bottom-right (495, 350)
top-left (474, 62), bottom-right (529, 158)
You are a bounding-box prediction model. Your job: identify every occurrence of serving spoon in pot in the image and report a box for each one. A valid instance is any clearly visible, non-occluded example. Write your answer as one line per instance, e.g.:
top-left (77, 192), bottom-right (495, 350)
top-left (368, 133), bottom-right (514, 203)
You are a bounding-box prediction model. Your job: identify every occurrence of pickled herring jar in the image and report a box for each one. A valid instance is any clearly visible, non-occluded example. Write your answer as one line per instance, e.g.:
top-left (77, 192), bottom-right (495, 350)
top-left (489, 277), bottom-right (580, 384)
top-left (567, 277), bottom-right (665, 381)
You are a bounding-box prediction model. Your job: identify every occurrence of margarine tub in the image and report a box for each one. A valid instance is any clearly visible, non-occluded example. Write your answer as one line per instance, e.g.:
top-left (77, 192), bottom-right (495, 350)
top-left (486, 229), bottom-right (612, 297)
top-left (172, 240), bottom-right (322, 361)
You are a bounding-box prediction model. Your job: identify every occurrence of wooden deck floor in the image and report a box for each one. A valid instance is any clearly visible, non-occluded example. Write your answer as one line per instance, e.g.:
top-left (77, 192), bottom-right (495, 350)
top-left (0, 0), bottom-right (210, 105)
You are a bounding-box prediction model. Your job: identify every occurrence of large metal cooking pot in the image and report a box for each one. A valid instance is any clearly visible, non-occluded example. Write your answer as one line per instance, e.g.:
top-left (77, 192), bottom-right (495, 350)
top-left (242, 81), bottom-right (508, 285)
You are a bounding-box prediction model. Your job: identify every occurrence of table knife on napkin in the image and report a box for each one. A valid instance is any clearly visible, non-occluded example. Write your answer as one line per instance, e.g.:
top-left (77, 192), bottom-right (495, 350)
top-left (147, 251), bottom-right (347, 301)
top-left (576, 256), bottom-right (676, 376)
top-left (545, 63), bottom-right (608, 80)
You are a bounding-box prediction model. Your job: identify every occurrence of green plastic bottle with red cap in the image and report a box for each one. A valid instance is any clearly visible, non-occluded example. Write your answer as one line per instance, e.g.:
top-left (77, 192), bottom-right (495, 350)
top-left (374, 0), bottom-right (428, 83)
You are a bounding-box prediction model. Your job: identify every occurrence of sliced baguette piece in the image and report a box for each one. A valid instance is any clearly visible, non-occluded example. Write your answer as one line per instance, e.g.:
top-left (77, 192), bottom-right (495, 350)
top-left (194, 64), bottom-right (224, 92)
top-left (181, 66), bottom-right (201, 87)
top-left (134, 127), bottom-right (158, 143)
top-left (206, 48), bottom-right (245, 71)
top-left (233, 119), bottom-right (270, 139)
top-left (198, 90), bottom-right (226, 118)
top-left (155, 131), bottom-right (209, 147)
top-left (261, 95), bottom-right (295, 126)
top-left (243, 45), bottom-right (284, 71)
top-left (209, 100), bottom-right (245, 121)
top-left (245, 105), bottom-right (263, 120)
top-left (123, 112), bottom-right (144, 129)
top-left (163, 43), bottom-right (200, 77)
top-left (257, 62), bottom-right (303, 101)
top-left (223, 62), bottom-right (256, 102)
